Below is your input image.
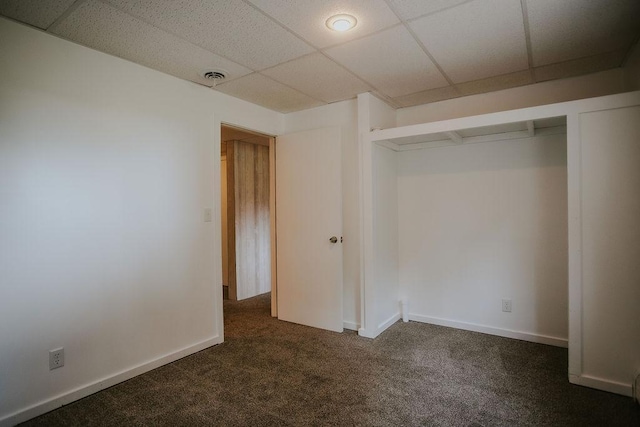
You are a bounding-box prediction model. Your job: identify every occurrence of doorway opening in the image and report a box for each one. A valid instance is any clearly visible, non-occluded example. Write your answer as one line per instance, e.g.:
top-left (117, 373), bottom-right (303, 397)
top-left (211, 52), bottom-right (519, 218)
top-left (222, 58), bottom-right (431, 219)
top-left (220, 124), bottom-right (276, 317)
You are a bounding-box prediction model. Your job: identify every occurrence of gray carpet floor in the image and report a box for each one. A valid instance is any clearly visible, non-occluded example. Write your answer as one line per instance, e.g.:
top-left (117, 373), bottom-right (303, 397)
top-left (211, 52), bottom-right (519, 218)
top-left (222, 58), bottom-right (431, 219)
top-left (22, 293), bottom-right (639, 426)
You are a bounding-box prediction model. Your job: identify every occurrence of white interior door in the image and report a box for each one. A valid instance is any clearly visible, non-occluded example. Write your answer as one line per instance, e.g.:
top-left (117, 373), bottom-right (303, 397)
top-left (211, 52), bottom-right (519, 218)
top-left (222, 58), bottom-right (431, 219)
top-left (276, 127), bottom-right (343, 332)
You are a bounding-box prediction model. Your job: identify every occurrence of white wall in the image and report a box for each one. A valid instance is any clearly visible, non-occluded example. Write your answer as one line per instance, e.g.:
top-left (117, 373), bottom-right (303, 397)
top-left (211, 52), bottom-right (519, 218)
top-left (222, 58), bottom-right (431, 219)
top-left (0, 18), bottom-right (281, 425)
top-left (624, 42), bottom-right (640, 91)
top-left (372, 145), bottom-right (400, 330)
top-left (397, 69), bottom-right (626, 125)
top-left (579, 106), bottom-right (640, 389)
top-left (283, 101), bottom-right (360, 330)
top-left (397, 134), bottom-right (568, 345)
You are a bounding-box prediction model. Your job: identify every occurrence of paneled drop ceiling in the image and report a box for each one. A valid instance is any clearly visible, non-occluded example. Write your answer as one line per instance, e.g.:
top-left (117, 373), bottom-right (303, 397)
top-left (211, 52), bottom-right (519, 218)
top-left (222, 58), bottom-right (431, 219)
top-left (1, 0), bottom-right (639, 113)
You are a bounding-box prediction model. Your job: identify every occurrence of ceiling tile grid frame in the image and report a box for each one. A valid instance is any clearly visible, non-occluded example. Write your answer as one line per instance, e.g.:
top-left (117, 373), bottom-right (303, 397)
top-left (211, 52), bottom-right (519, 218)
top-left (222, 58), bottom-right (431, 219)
top-left (1, 0), bottom-right (640, 113)
top-left (408, 0), bottom-right (530, 84)
top-left (260, 53), bottom-right (372, 104)
top-left (526, 0), bottom-right (640, 67)
top-left (384, 0), bottom-right (475, 21)
top-left (245, 0), bottom-right (400, 49)
top-left (533, 50), bottom-right (629, 83)
top-left (51, 0), bottom-right (253, 87)
top-left (104, 0), bottom-right (315, 70)
top-left (214, 73), bottom-right (325, 113)
top-left (0, 0), bottom-right (76, 29)
top-left (325, 25), bottom-right (450, 98)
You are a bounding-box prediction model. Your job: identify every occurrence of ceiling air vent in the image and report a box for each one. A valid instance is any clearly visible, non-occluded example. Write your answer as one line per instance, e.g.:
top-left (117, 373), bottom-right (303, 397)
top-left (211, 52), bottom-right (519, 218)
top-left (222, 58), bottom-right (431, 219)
top-left (202, 70), bottom-right (227, 87)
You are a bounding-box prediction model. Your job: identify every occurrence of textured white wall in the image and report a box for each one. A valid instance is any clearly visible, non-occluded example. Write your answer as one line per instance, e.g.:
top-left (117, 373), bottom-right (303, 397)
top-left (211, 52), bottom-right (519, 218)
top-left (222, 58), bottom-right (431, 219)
top-left (0, 18), bottom-right (281, 424)
top-left (397, 134), bottom-right (568, 343)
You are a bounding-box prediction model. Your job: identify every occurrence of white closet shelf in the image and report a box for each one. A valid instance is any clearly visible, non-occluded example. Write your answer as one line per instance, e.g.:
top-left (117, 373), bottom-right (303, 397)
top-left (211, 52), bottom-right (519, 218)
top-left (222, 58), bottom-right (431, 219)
top-left (372, 116), bottom-right (566, 151)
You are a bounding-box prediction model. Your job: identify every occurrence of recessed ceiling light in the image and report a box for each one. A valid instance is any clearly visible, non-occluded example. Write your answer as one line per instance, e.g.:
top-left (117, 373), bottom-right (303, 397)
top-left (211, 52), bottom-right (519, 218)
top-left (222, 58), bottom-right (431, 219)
top-left (326, 14), bottom-right (357, 32)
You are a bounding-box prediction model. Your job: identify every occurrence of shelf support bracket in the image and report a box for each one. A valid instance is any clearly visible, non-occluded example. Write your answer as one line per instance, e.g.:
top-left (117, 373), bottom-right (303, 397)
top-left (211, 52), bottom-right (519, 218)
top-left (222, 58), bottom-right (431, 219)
top-left (527, 120), bottom-right (535, 137)
top-left (445, 131), bottom-right (463, 144)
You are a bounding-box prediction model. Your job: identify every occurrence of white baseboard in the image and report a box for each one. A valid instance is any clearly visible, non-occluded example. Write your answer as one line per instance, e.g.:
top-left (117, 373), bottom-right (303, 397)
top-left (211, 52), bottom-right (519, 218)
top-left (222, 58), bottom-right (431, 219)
top-left (569, 373), bottom-right (632, 397)
top-left (0, 336), bottom-right (222, 427)
top-left (377, 312), bottom-right (401, 334)
top-left (357, 312), bottom-right (401, 339)
top-left (409, 314), bottom-right (568, 348)
top-left (357, 327), bottom-right (376, 339)
top-left (343, 321), bottom-right (360, 331)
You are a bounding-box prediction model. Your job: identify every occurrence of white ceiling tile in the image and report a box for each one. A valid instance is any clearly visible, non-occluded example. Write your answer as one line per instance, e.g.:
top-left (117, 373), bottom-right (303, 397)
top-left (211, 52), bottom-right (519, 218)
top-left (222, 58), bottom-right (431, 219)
top-left (527, 0), bottom-right (640, 67)
top-left (533, 50), bottom-right (627, 83)
top-left (52, 1), bottom-right (251, 87)
top-left (0, 0), bottom-right (75, 29)
top-left (215, 73), bottom-right (324, 113)
top-left (325, 25), bottom-right (448, 98)
top-left (105, 0), bottom-right (314, 70)
top-left (385, 0), bottom-right (472, 21)
top-left (246, 0), bottom-right (398, 49)
top-left (410, 0), bottom-right (529, 83)
top-left (457, 70), bottom-right (532, 96)
top-left (393, 85), bottom-right (460, 108)
top-left (261, 53), bottom-right (371, 103)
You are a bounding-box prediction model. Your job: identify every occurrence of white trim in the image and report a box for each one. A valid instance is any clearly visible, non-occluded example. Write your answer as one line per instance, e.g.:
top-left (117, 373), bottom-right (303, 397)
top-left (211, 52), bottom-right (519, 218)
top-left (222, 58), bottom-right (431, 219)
top-left (569, 374), bottom-right (632, 397)
top-left (0, 336), bottom-right (222, 427)
top-left (374, 139), bottom-right (401, 151)
top-left (396, 125), bottom-right (566, 152)
top-left (369, 91), bottom-right (640, 143)
top-left (377, 312), bottom-right (402, 334)
top-left (409, 314), bottom-right (568, 348)
top-left (357, 327), bottom-right (376, 339)
top-left (566, 112), bottom-right (583, 377)
top-left (357, 93), bottom-right (377, 339)
top-left (343, 321), bottom-right (360, 331)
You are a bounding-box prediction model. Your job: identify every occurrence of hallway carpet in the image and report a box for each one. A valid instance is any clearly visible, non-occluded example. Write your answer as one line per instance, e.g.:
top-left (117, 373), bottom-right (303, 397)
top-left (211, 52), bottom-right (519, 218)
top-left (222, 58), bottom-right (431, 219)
top-left (22, 293), bottom-right (639, 426)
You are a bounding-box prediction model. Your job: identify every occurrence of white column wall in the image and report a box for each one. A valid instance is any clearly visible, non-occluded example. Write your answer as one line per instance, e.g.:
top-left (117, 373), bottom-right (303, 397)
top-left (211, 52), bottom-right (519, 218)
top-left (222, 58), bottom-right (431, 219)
top-left (372, 145), bottom-right (400, 331)
top-left (578, 106), bottom-right (640, 392)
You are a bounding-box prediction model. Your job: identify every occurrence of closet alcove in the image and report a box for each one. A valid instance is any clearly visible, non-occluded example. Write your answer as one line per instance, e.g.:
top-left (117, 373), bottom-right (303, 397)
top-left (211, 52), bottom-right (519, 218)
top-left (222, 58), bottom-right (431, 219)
top-left (358, 91), bottom-right (640, 397)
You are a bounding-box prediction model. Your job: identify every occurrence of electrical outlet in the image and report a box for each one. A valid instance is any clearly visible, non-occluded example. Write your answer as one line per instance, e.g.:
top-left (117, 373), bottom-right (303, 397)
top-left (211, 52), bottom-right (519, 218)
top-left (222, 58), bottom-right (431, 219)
top-left (49, 348), bottom-right (64, 370)
top-left (502, 299), bottom-right (512, 313)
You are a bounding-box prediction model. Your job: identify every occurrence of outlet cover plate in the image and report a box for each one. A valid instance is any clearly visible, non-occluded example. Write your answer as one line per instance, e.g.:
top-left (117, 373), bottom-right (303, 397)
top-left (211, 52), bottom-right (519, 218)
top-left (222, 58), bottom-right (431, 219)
top-left (49, 347), bottom-right (64, 370)
top-left (502, 299), bottom-right (512, 313)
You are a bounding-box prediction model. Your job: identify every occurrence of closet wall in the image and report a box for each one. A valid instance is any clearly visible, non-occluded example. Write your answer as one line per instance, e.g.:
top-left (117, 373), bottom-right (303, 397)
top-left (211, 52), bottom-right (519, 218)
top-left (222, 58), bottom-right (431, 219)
top-left (397, 134), bottom-right (568, 344)
top-left (372, 144), bottom-right (400, 331)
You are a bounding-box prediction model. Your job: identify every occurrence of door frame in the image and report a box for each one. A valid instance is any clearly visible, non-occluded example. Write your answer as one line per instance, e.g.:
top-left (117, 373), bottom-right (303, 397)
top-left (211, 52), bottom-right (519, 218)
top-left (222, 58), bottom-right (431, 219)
top-left (220, 123), bottom-right (277, 316)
